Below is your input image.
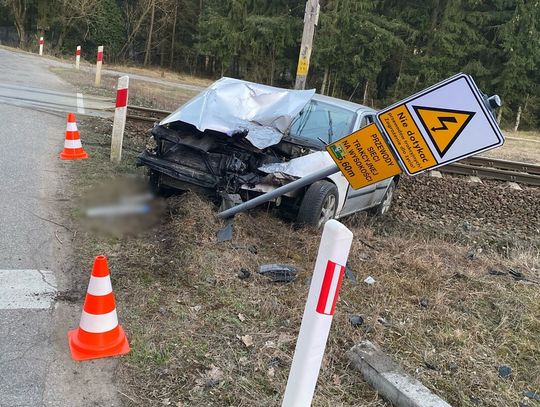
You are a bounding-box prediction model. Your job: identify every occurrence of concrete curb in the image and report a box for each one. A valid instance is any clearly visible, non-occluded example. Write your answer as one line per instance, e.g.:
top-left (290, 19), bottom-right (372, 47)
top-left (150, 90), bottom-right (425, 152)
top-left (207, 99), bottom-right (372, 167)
top-left (347, 341), bottom-right (452, 407)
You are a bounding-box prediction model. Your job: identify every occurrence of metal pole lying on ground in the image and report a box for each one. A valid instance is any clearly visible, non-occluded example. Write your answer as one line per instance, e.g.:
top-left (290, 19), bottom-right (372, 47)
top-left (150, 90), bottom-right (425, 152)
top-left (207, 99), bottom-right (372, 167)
top-left (95, 46), bottom-right (104, 87)
top-left (217, 164), bottom-right (339, 219)
top-left (39, 37), bottom-right (44, 56)
top-left (282, 219), bottom-right (353, 407)
top-left (75, 45), bottom-right (81, 70)
top-left (111, 75), bottom-right (129, 163)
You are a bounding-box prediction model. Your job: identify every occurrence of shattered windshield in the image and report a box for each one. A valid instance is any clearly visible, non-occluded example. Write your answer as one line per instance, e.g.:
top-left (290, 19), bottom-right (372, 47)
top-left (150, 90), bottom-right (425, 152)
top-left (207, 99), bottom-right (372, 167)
top-left (287, 100), bottom-right (357, 145)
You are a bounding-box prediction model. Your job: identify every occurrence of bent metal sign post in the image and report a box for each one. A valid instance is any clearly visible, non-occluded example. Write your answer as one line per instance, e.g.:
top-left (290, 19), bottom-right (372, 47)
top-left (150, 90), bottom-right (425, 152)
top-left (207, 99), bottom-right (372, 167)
top-left (327, 73), bottom-right (505, 189)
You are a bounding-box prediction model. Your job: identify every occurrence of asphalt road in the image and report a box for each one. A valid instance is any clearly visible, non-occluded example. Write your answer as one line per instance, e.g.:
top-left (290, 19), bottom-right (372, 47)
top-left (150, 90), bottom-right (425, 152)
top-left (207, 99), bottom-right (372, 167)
top-left (0, 48), bottom-right (119, 406)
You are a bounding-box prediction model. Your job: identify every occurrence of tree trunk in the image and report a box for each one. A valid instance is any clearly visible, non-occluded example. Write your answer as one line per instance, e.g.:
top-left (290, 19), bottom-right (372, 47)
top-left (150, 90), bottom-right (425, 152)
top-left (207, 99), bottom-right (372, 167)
top-left (326, 72), bottom-right (332, 96)
top-left (169, 2), bottom-right (178, 70)
top-left (144, 0), bottom-right (155, 66)
top-left (363, 80), bottom-right (369, 105)
top-left (160, 39), bottom-right (165, 68)
top-left (513, 105), bottom-right (522, 132)
top-left (321, 66), bottom-right (329, 95)
top-left (393, 56), bottom-right (404, 98)
top-left (269, 47), bottom-right (275, 86)
top-left (331, 75), bottom-right (338, 97)
top-left (496, 106), bottom-right (503, 125)
top-left (11, 0), bottom-right (27, 47)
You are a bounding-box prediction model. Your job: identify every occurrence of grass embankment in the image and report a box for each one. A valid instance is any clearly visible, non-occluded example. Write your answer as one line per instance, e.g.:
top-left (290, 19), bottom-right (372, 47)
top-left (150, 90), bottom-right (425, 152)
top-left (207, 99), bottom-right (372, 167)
top-left (68, 115), bottom-right (540, 407)
top-left (49, 66), bottom-right (200, 111)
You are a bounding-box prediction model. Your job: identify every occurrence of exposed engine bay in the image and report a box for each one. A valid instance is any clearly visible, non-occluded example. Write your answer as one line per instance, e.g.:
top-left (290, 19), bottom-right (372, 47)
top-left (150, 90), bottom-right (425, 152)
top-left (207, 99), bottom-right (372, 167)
top-left (138, 121), bottom-right (316, 196)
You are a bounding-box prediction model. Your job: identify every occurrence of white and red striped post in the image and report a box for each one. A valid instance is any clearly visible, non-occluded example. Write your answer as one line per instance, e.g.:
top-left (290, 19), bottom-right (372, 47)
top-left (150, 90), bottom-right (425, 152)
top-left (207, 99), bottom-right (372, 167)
top-left (39, 37), bottom-right (44, 56)
top-left (282, 219), bottom-right (353, 407)
top-left (95, 45), bottom-right (104, 86)
top-left (110, 75), bottom-right (129, 163)
top-left (75, 45), bottom-right (81, 70)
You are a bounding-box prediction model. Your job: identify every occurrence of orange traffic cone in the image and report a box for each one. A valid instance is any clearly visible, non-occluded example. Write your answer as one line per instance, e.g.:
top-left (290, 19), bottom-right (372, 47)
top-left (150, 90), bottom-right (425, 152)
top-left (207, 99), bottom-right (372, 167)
top-left (68, 255), bottom-right (130, 361)
top-left (60, 112), bottom-right (88, 160)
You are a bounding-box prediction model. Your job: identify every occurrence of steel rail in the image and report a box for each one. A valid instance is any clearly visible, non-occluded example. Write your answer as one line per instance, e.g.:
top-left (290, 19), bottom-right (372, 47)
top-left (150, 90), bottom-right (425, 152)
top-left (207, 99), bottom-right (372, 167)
top-left (460, 156), bottom-right (540, 175)
top-left (440, 163), bottom-right (540, 186)
top-left (127, 105), bottom-right (172, 115)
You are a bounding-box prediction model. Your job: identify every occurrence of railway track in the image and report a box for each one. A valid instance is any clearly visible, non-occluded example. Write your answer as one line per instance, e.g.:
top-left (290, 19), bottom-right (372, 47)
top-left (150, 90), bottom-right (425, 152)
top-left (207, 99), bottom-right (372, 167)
top-left (126, 104), bottom-right (540, 187)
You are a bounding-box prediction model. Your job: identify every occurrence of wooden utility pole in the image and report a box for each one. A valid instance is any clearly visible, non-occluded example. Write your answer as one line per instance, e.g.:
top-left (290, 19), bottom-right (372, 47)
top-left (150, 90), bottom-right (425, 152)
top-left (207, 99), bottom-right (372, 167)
top-left (294, 0), bottom-right (319, 90)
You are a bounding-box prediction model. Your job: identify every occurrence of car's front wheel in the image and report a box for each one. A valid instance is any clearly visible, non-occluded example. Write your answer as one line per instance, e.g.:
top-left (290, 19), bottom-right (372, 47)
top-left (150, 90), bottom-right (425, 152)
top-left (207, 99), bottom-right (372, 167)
top-left (370, 180), bottom-right (396, 217)
top-left (297, 180), bottom-right (338, 228)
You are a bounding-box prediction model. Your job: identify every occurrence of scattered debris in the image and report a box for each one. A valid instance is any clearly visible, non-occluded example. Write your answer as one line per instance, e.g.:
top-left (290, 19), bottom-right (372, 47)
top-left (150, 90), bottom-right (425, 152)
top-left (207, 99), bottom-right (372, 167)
top-left (470, 396), bottom-right (482, 405)
top-left (349, 315), bottom-right (364, 327)
top-left (232, 244), bottom-right (258, 254)
top-left (258, 264), bottom-right (297, 283)
top-left (429, 170), bottom-right (443, 178)
top-left (238, 313), bottom-right (246, 322)
top-left (344, 265), bottom-right (357, 283)
top-left (488, 268), bottom-right (506, 276)
top-left (462, 221), bottom-right (472, 231)
top-left (424, 360), bottom-right (437, 370)
top-left (217, 218), bottom-right (234, 242)
top-left (419, 298), bottom-right (429, 308)
top-left (523, 390), bottom-right (540, 401)
top-left (364, 276), bottom-right (376, 285)
top-left (269, 356), bottom-right (283, 367)
top-left (239, 334), bottom-right (254, 348)
top-left (498, 365), bottom-right (512, 379)
top-left (357, 239), bottom-right (378, 251)
top-left (237, 268), bottom-right (251, 280)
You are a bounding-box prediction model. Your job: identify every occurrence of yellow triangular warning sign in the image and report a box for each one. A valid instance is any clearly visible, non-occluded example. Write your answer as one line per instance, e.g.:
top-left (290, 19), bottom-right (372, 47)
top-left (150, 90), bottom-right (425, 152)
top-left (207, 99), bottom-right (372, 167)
top-left (412, 106), bottom-right (475, 156)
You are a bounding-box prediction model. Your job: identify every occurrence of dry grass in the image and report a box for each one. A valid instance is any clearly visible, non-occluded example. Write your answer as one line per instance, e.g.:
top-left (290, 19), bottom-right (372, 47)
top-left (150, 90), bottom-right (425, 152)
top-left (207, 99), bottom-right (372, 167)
top-left (49, 66), bottom-right (200, 111)
top-left (481, 130), bottom-right (540, 164)
top-left (66, 117), bottom-right (540, 407)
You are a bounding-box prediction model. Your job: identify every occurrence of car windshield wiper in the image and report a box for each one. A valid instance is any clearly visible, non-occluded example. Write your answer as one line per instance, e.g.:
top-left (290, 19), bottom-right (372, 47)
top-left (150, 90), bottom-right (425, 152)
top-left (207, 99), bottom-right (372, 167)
top-left (327, 110), bottom-right (334, 142)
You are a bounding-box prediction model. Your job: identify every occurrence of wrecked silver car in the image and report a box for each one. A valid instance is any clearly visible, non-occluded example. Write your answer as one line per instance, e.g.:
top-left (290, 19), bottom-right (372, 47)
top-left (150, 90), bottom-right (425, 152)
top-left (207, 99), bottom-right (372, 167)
top-left (137, 78), bottom-right (398, 227)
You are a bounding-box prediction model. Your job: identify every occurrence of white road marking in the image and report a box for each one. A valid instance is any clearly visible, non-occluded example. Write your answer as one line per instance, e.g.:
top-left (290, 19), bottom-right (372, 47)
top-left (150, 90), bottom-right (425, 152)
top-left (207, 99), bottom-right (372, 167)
top-left (0, 269), bottom-right (57, 309)
top-left (76, 92), bottom-right (85, 114)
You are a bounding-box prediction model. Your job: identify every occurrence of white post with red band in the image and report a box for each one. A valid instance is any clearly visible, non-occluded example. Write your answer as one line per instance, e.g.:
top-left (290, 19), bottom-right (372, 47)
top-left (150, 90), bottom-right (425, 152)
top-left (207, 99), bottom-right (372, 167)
top-left (75, 45), bottom-right (81, 70)
top-left (95, 45), bottom-right (104, 86)
top-left (282, 219), bottom-right (353, 407)
top-left (110, 75), bottom-right (129, 163)
top-left (39, 37), bottom-right (44, 56)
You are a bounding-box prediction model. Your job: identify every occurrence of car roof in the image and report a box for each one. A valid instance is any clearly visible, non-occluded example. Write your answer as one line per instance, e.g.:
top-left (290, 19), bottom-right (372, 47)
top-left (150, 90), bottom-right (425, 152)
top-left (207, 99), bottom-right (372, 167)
top-left (311, 93), bottom-right (376, 114)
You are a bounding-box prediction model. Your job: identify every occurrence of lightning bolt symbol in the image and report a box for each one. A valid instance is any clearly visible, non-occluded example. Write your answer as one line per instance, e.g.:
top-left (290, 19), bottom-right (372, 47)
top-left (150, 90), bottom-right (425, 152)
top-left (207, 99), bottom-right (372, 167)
top-left (431, 116), bottom-right (458, 132)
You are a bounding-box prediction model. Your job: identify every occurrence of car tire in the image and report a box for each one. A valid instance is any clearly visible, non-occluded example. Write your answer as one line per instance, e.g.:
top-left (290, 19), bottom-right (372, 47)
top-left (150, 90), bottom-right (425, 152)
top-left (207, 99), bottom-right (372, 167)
top-left (297, 180), bottom-right (339, 228)
top-left (371, 180), bottom-right (396, 217)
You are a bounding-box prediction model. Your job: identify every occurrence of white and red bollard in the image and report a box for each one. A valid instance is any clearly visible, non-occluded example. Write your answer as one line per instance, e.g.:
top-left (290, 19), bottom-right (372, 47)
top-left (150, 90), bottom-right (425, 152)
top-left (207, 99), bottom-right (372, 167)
top-left (95, 45), bottom-right (104, 86)
top-left (110, 75), bottom-right (129, 163)
top-left (75, 45), bottom-right (81, 70)
top-left (282, 219), bottom-right (353, 407)
top-left (39, 37), bottom-right (44, 56)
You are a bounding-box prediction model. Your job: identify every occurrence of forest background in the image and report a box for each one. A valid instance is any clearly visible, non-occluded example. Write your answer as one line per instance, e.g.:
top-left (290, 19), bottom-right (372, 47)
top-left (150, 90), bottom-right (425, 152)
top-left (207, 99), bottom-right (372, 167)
top-left (0, 0), bottom-right (538, 129)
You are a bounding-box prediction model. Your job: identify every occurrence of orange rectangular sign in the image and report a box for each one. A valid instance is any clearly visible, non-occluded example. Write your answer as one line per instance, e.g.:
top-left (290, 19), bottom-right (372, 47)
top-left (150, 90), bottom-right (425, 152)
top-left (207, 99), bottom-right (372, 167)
top-left (326, 123), bottom-right (401, 189)
top-left (378, 104), bottom-right (437, 174)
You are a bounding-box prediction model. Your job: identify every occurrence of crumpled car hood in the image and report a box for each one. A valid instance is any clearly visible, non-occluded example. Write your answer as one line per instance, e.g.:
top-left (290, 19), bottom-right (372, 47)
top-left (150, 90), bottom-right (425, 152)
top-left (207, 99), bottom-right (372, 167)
top-left (160, 77), bottom-right (315, 149)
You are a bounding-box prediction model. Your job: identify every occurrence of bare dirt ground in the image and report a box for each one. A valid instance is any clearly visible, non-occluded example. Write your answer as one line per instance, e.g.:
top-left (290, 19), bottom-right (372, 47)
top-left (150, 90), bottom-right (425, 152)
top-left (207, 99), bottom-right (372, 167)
top-left (65, 115), bottom-right (540, 407)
